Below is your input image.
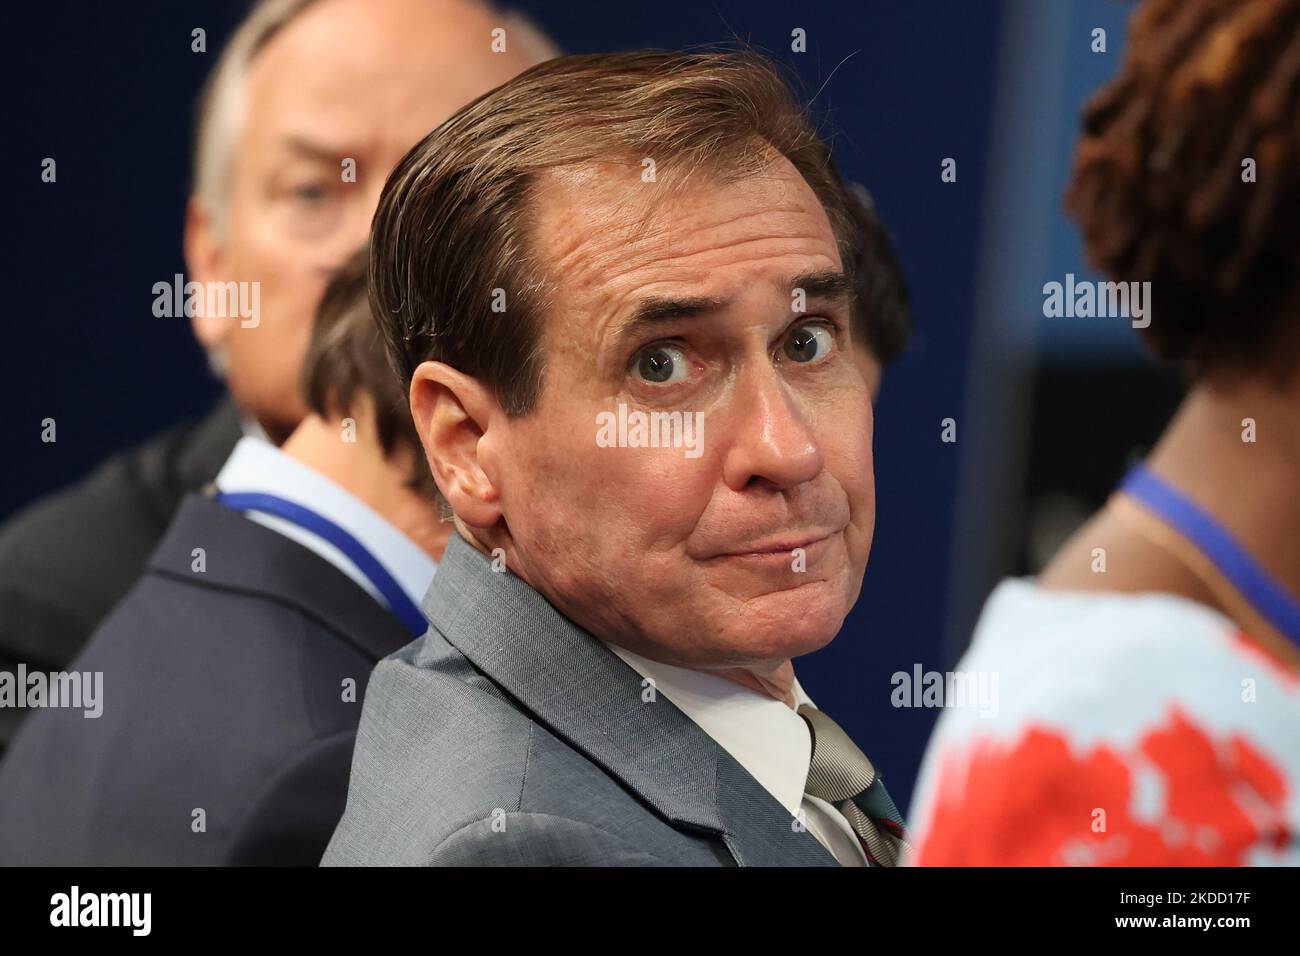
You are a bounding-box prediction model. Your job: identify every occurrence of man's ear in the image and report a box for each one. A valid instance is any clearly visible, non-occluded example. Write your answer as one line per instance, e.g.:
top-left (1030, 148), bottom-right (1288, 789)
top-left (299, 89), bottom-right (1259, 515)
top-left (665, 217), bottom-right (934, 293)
top-left (410, 361), bottom-right (504, 530)
top-left (183, 195), bottom-right (229, 352)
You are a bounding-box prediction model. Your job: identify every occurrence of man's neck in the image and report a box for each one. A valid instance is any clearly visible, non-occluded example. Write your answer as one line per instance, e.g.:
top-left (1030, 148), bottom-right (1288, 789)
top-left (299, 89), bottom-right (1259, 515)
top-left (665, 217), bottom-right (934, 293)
top-left (1145, 375), bottom-right (1300, 598)
top-left (456, 522), bottom-right (801, 707)
top-left (280, 414), bottom-right (450, 561)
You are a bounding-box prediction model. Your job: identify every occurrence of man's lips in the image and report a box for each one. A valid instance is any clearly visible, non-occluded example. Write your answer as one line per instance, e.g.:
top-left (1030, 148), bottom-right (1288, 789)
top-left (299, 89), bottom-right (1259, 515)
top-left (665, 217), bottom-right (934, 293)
top-left (706, 531), bottom-right (837, 560)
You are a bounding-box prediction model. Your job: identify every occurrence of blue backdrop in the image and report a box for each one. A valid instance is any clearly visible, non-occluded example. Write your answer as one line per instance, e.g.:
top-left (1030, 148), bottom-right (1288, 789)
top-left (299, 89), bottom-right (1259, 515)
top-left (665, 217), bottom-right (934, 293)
top-left (3, 0), bottom-right (1010, 811)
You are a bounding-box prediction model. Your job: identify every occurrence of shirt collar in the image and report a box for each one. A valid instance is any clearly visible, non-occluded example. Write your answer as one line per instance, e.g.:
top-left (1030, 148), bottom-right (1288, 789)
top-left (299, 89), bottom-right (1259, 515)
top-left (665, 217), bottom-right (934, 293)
top-left (605, 643), bottom-right (816, 817)
top-left (239, 414), bottom-right (270, 443)
top-left (214, 436), bottom-right (436, 612)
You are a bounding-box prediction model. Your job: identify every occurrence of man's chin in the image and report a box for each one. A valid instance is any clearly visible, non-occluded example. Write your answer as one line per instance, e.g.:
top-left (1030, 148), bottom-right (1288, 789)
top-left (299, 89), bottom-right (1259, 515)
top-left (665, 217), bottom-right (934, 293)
top-left (717, 582), bottom-right (847, 661)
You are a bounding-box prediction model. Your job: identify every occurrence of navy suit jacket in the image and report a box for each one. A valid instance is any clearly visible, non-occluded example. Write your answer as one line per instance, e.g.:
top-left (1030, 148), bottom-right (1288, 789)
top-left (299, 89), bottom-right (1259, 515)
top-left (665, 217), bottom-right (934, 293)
top-left (0, 493), bottom-right (415, 865)
top-left (0, 399), bottom-right (242, 754)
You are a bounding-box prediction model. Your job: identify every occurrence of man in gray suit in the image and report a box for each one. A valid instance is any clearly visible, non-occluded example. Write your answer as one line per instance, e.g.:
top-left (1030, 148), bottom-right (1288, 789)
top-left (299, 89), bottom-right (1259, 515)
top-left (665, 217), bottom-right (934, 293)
top-left (325, 50), bottom-right (908, 867)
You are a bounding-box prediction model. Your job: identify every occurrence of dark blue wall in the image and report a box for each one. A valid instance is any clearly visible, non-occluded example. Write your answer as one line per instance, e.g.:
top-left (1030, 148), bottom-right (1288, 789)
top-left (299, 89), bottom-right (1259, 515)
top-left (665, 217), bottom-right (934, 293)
top-left (3, 0), bottom-right (1002, 811)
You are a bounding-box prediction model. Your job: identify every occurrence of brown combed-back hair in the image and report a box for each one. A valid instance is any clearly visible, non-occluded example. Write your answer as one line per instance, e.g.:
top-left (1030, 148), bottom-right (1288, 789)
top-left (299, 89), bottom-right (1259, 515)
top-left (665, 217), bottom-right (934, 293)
top-left (370, 50), bottom-right (863, 415)
top-left (303, 247), bottom-right (441, 502)
top-left (1066, 0), bottom-right (1300, 377)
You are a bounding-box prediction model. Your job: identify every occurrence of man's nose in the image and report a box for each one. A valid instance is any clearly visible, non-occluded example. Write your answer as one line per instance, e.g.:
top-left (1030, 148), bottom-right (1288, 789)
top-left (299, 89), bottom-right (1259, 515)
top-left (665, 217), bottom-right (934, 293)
top-left (720, 363), bottom-right (824, 493)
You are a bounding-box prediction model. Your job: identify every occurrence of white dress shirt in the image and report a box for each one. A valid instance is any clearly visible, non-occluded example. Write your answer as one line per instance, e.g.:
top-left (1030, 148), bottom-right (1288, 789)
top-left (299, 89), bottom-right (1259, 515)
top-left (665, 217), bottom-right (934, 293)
top-left (239, 414), bottom-right (271, 443)
top-left (214, 437), bottom-right (437, 614)
top-left (606, 644), bottom-right (868, 866)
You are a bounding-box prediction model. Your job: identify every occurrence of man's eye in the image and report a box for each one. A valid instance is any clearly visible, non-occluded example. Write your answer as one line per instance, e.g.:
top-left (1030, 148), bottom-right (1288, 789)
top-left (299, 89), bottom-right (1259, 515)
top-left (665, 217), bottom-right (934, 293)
top-left (292, 182), bottom-right (330, 204)
top-left (633, 344), bottom-right (688, 384)
top-left (782, 322), bottom-right (834, 363)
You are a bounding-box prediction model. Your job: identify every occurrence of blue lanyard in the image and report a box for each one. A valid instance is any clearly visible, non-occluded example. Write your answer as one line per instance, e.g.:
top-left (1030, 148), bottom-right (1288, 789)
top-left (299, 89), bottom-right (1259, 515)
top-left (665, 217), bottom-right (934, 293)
top-left (215, 491), bottom-right (428, 636)
top-left (1120, 465), bottom-right (1300, 649)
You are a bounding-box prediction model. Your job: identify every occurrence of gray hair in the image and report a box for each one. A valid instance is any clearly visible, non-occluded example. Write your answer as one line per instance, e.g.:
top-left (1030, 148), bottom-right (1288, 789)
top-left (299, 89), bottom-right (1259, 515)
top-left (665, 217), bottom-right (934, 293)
top-left (190, 0), bottom-right (560, 239)
top-left (191, 0), bottom-right (320, 240)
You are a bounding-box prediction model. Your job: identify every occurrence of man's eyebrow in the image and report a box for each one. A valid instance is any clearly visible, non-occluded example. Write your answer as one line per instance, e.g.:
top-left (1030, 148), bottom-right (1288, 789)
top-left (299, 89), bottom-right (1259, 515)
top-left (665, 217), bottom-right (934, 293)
top-left (790, 270), bottom-right (853, 302)
top-left (612, 270), bottom-right (852, 343)
top-left (281, 134), bottom-right (351, 163)
top-left (618, 294), bottom-right (730, 335)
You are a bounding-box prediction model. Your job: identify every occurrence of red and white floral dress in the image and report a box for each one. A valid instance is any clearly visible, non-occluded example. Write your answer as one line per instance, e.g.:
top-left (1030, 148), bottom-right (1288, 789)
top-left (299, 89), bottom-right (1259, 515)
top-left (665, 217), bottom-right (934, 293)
top-left (906, 580), bottom-right (1299, 866)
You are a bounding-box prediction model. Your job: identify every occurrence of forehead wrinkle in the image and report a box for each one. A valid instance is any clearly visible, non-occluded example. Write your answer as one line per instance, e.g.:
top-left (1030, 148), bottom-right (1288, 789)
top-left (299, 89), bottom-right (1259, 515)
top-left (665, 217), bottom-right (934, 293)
top-left (533, 161), bottom-right (843, 368)
top-left (554, 230), bottom-right (841, 354)
top-left (619, 228), bottom-right (838, 280)
top-left (552, 204), bottom-right (835, 307)
top-left (593, 248), bottom-right (842, 353)
top-left (563, 232), bottom-right (837, 338)
top-left (538, 159), bottom-right (829, 273)
top-left (637, 199), bottom-right (828, 255)
top-left (606, 225), bottom-right (842, 316)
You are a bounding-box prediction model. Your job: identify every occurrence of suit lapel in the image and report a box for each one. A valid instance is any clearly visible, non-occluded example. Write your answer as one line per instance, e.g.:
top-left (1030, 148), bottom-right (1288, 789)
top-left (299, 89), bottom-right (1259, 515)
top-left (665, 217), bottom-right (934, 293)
top-left (148, 494), bottom-right (413, 663)
top-left (422, 534), bottom-right (838, 867)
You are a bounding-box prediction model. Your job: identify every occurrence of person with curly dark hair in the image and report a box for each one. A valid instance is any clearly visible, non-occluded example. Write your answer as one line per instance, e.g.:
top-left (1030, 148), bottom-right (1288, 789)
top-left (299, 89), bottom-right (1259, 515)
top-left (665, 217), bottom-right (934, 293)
top-left (909, 0), bottom-right (1300, 866)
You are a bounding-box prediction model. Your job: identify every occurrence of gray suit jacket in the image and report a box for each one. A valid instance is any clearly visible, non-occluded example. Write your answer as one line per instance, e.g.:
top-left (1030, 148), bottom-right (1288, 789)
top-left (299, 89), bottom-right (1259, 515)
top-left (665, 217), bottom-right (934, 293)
top-left (323, 533), bottom-right (839, 866)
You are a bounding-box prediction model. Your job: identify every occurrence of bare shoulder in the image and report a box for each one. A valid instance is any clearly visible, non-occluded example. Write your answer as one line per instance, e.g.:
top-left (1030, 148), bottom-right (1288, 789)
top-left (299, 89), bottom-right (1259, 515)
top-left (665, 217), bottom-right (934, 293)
top-left (1038, 502), bottom-right (1218, 609)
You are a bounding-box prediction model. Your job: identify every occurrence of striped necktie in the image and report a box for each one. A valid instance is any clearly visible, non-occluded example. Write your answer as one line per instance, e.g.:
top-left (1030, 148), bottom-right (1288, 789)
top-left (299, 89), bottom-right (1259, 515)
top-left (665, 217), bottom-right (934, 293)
top-left (799, 703), bottom-right (910, 867)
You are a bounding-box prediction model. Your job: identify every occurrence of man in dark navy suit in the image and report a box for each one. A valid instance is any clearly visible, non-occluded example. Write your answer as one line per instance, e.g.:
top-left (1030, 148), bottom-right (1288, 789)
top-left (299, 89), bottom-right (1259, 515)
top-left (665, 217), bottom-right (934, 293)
top-left (0, 0), bottom-right (552, 756)
top-left (0, 251), bottom-right (449, 865)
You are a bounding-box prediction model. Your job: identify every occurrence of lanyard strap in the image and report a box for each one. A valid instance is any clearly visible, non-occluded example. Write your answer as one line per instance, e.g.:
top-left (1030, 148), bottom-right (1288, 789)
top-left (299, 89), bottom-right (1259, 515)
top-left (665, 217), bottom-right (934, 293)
top-left (215, 491), bottom-right (427, 636)
top-left (1120, 465), bottom-right (1300, 650)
